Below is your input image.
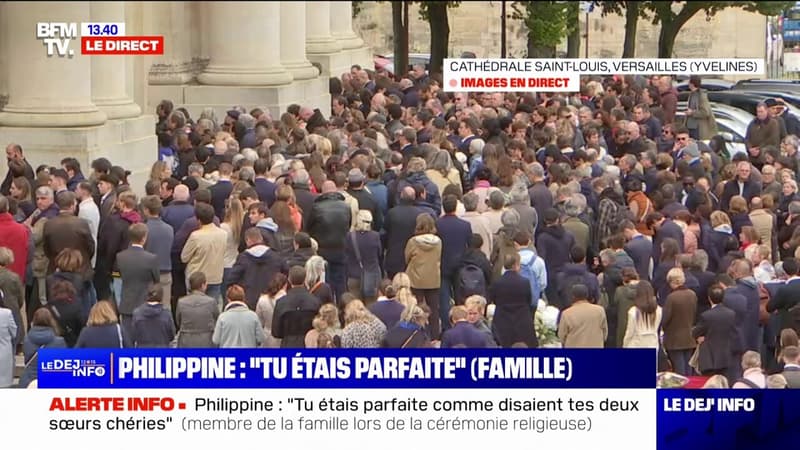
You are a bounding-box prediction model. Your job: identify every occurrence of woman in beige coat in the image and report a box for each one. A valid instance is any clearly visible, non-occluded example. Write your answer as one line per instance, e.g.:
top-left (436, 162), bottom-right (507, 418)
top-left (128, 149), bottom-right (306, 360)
top-left (404, 214), bottom-right (442, 339)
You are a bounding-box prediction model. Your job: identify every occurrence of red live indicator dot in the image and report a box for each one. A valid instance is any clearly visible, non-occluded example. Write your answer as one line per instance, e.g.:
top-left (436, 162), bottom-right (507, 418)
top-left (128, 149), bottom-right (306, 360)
top-left (179, 403), bottom-right (186, 409)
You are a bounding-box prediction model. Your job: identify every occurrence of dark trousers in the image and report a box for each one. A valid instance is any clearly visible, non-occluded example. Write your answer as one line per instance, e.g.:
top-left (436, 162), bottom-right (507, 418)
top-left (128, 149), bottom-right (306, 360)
top-left (668, 348), bottom-right (693, 376)
top-left (439, 274), bottom-right (454, 333)
top-left (320, 249), bottom-right (346, 304)
top-left (413, 287), bottom-right (440, 340)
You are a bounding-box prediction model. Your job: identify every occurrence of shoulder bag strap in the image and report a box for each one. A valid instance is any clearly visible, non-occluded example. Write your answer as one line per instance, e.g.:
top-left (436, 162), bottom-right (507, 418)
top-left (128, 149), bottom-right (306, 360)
top-left (640, 198), bottom-right (651, 222)
top-left (350, 232), bottom-right (364, 270)
top-left (24, 345), bottom-right (45, 370)
top-left (400, 329), bottom-right (419, 349)
top-left (116, 324), bottom-right (124, 348)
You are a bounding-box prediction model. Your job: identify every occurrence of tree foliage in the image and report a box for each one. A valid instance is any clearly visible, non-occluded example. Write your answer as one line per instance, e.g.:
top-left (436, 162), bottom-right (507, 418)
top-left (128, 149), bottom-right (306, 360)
top-left (511, 1), bottom-right (577, 50)
top-left (417, 1), bottom-right (461, 21)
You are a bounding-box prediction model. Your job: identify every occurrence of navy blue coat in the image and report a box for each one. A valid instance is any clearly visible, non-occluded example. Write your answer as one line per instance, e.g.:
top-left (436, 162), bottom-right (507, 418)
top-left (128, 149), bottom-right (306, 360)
top-left (436, 215), bottom-right (472, 278)
top-left (734, 278), bottom-right (762, 353)
top-left (441, 321), bottom-right (490, 348)
top-left (254, 178), bottom-right (277, 207)
top-left (722, 287), bottom-right (748, 355)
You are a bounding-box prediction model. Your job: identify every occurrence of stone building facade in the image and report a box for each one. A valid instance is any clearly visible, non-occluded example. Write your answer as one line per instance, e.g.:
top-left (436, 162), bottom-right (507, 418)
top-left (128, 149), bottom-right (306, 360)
top-left (354, 2), bottom-right (768, 61)
top-left (0, 1), bottom-right (370, 191)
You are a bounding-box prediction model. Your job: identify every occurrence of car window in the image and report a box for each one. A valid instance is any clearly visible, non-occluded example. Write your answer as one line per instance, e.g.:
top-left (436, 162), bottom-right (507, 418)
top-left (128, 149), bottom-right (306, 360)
top-left (717, 122), bottom-right (744, 143)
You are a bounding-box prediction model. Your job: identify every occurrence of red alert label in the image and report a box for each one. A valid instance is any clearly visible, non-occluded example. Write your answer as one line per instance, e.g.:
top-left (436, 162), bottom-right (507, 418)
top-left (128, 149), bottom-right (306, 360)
top-left (81, 36), bottom-right (164, 55)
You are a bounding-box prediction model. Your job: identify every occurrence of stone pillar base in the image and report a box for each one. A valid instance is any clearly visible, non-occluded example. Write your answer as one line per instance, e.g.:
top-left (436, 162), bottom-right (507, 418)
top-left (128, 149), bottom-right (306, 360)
top-left (310, 46), bottom-right (373, 79)
top-left (0, 114), bottom-right (157, 196)
top-left (172, 77), bottom-right (330, 122)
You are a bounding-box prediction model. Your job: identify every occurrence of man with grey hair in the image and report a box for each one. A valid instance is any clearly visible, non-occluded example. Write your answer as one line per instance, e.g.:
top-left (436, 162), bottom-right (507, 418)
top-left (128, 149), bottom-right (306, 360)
top-left (527, 162), bottom-right (553, 221)
top-left (732, 351), bottom-right (767, 388)
top-left (509, 183), bottom-right (538, 237)
top-left (291, 168), bottom-right (317, 229)
top-left (461, 192), bottom-right (493, 259)
top-left (238, 113), bottom-right (258, 149)
top-left (162, 184), bottom-right (195, 232)
top-left (389, 157), bottom-right (441, 213)
top-left (482, 190), bottom-right (507, 236)
top-left (187, 163), bottom-right (213, 191)
top-left (562, 194), bottom-right (590, 255)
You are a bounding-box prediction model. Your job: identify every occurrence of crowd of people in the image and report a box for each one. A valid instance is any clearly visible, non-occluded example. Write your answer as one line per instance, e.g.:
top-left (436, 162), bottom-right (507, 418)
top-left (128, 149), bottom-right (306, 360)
top-left (1, 66), bottom-right (800, 390)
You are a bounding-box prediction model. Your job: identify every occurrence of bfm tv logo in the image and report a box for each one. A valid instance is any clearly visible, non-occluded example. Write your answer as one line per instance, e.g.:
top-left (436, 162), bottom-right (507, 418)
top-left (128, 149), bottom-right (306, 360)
top-left (36, 22), bottom-right (164, 57)
top-left (37, 22), bottom-right (76, 57)
top-left (41, 358), bottom-right (108, 377)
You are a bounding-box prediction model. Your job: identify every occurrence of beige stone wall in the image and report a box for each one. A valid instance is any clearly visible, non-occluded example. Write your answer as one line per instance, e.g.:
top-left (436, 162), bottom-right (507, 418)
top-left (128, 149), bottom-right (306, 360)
top-left (354, 2), bottom-right (767, 63)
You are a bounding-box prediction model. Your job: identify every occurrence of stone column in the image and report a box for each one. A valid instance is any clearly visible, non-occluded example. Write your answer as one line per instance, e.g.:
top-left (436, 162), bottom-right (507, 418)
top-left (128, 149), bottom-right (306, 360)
top-left (305, 1), bottom-right (342, 55)
top-left (198, 2), bottom-right (292, 86)
top-left (148, 2), bottom-right (194, 85)
top-left (280, 2), bottom-right (318, 81)
top-left (330, 0), bottom-right (364, 50)
top-left (90, 1), bottom-right (141, 119)
top-left (0, 2), bottom-right (105, 127)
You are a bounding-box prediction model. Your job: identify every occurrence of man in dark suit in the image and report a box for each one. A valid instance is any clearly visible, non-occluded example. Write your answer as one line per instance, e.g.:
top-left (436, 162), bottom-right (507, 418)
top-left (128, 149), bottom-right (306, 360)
top-left (692, 286), bottom-right (737, 376)
top-left (271, 266), bottom-right (321, 348)
top-left (441, 306), bottom-right (489, 348)
top-left (209, 162), bottom-right (234, 220)
top-left (718, 274), bottom-right (748, 381)
top-left (648, 212), bottom-right (684, 263)
top-left (780, 345), bottom-right (800, 388)
top-left (720, 161), bottom-right (762, 212)
top-left (384, 186), bottom-right (423, 278)
top-left (97, 174), bottom-right (118, 222)
top-left (43, 191), bottom-right (95, 281)
top-left (487, 253), bottom-right (538, 348)
top-left (436, 195), bottom-right (472, 331)
top-left (253, 158), bottom-right (276, 207)
top-left (117, 223), bottom-right (160, 338)
top-left (767, 257), bottom-right (800, 333)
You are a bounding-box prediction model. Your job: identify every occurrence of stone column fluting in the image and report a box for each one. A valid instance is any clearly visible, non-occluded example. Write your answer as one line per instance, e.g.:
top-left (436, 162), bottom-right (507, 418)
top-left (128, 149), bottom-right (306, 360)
top-left (305, 1), bottom-right (342, 55)
top-left (280, 2), bottom-right (319, 80)
top-left (0, 2), bottom-right (106, 127)
top-left (89, 1), bottom-right (142, 119)
top-left (197, 2), bottom-right (292, 86)
top-left (330, 0), bottom-right (364, 50)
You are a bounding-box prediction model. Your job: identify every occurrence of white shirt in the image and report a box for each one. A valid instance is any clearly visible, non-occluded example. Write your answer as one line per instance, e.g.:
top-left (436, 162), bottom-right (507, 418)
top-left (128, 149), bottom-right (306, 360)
top-left (78, 197), bottom-right (100, 268)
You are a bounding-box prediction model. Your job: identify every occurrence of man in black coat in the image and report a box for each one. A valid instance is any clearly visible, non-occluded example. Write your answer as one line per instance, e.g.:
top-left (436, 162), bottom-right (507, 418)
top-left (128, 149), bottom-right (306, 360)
top-left (228, 228), bottom-right (285, 310)
top-left (1, 143), bottom-right (35, 196)
top-left (208, 162), bottom-right (234, 220)
top-left (536, 208), bottom-right (576, 310)
top-left (730, 259), bottom-right (763, 354)
top-left (487, 253), bottom-right (538, 348)
top-left (292, 169), bottom-right (318, 231)
top-left (253, 158), bottom-right (277, 207)
top-left (346, 169), bottom-right (383, 232)
top-left (306, 181), bottom-right (352, 302)
top-left (692, 286), bottom-right (737, 376)
top-left (384, 186), bottom-right (423, 278)
top-left (272, 266), bottom-right (321, 348)
top-left (648, 212), bottom-right (684, 264)
top-left (436, 195), bottom-right (472, 331)
top-left (720, 161), bottom-right (762, 212)
top-left (718, 275), bottom-right (748, 381)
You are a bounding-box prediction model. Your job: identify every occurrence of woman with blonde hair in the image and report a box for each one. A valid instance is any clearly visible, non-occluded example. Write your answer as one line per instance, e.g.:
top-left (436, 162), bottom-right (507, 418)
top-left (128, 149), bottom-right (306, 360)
top-left (221, 197), bottom-right (245, 294)
top-left (425, 150), bottom-right (462, 198)
top-left (702, 374), bottom-right (729, 389)
top-left (344, 210), bottom-right (383, 302)
top-left (149, 160), bottom-right (171, 182)
top-left (304, 303), bottom-right (343, 348)
top-left (662, 268), bottom-right (697, 376)
top-left (340, 299), bottom-right (386, 348)
top-left (75, 301), bottom-right (129, 348)
top-left (381, 299), bottom-right (431, 348)
top-left (392, 272), bottom-right (412, 292)
top-left (305, 256), bottom-right (334, 305)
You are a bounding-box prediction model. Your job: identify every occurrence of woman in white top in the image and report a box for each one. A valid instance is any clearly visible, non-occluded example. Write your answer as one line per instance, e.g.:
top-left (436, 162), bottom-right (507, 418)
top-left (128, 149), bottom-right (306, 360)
top-left (256, 273), bottom-right (287, 348)
top-left (220, 197), bottom-right (245, 294)
top-left (623, 281), bottom-right (662, 349)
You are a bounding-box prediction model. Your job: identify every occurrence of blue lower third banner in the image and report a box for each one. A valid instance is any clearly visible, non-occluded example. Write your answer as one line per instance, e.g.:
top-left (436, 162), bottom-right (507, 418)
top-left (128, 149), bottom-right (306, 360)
top-left (36, 348), bottom-right (656, 388)
top-left (657, 389), bottom-right (800, 450)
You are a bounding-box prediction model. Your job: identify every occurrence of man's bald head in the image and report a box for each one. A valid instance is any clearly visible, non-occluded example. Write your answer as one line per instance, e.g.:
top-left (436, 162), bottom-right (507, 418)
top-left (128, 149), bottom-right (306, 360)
top-left (751, 196), bottom-right (763, 210)
top-left (401, 186), bottom-right (416, 201)
top-left (173, 184), bottom-right (190, 202)
top-left (321, 180), bottom-right (337, 194)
